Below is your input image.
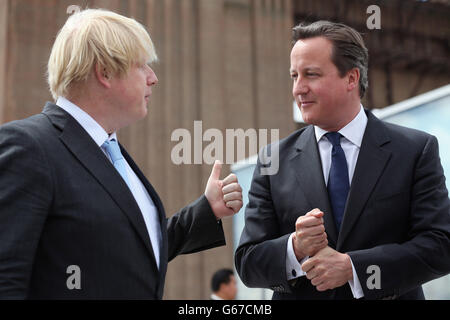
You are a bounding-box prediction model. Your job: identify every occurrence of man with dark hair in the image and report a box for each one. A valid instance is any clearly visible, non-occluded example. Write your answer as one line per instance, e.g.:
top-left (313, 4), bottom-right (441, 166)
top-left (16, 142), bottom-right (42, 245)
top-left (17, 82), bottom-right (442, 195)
top-left (291, 21), bottom-right (369, 99)
top-left (210, 269), bottom-right (237, 300)
top-left (235, 20), bottom-right (450, 300)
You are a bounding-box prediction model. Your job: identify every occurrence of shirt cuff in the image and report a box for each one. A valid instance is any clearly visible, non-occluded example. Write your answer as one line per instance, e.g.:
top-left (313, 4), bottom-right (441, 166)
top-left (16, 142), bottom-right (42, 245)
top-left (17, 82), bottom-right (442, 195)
top-left (286, 233), bottom-right (309, 280)
top-left (348, 256), bottom-right (364, 299)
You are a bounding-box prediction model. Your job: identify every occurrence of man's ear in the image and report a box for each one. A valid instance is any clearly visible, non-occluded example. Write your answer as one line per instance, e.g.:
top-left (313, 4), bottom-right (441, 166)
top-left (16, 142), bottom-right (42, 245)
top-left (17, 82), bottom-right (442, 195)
top-left (347, 68), bottom-right (360, 92)
top-left (94, 63), bottom-right (112, 89)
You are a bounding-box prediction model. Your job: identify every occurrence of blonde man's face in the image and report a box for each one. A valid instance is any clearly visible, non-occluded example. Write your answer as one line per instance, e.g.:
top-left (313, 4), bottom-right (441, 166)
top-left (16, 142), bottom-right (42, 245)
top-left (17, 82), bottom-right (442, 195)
top-left (109, 62), bottom-right (158, 127)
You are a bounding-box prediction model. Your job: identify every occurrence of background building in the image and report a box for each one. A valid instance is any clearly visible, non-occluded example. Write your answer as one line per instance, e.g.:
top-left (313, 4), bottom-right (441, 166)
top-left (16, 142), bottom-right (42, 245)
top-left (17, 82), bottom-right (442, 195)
top-left (0, 0), bottom-right (448, 299)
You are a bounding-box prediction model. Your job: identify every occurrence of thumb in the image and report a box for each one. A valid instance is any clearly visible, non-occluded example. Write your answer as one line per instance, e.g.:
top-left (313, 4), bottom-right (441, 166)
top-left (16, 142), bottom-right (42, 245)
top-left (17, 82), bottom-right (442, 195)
top-left (209, 160), bottom-right (222, 181)
top-left (312, 211), bottom-right (324, 218)
top-left (306, 208), bottom-right (324, 217)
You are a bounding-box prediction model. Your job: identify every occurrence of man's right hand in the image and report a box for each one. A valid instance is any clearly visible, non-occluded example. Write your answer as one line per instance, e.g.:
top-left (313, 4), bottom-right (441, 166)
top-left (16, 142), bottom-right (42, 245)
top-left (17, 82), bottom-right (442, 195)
top-left (292, 208), bottom-right (328, 261)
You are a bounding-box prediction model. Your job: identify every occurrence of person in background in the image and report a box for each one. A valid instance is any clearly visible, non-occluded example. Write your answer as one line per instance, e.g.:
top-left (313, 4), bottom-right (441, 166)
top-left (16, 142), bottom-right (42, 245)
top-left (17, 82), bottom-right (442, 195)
top-left (210, 269), bottom-right (237, 300)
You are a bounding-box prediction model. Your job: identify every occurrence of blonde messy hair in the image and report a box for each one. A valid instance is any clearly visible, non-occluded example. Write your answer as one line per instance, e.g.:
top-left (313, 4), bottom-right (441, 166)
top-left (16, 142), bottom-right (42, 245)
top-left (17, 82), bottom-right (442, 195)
top-left (47, 8), bottom-right (158, 100)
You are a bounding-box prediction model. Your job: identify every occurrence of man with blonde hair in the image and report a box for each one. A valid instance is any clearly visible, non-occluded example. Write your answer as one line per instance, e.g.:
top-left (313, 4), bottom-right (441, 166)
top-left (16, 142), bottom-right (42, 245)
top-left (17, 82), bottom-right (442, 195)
top-left (0, 8), bottom-right (242, 299)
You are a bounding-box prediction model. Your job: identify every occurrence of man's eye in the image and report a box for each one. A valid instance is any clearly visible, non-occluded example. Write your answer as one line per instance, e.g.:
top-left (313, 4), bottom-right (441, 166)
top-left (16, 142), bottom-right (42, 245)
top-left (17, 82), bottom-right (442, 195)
top-left (307, 73), bottom-right (318, 77)
top-left (290, 74), bottom-right (298, 79)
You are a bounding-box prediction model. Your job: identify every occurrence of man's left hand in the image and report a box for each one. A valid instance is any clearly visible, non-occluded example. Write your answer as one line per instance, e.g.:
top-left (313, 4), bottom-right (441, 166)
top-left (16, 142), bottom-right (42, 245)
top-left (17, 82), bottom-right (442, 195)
top-left (205, 160), bottom-right (243, 219)
top-left (301, 246), bottom-right (353, 292)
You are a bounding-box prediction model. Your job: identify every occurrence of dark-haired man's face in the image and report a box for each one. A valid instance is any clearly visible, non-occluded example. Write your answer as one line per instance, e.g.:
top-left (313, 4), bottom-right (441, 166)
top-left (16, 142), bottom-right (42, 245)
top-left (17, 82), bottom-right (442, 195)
top-left (223, 275), bottom-right (237, 300)
top-left (290, 37), bottom-right (354, 131)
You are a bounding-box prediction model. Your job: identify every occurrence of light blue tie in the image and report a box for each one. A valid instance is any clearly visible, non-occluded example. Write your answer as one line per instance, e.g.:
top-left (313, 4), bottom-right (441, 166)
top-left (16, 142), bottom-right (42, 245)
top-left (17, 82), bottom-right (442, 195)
top-left (102, 139), bottom-right (131, 189)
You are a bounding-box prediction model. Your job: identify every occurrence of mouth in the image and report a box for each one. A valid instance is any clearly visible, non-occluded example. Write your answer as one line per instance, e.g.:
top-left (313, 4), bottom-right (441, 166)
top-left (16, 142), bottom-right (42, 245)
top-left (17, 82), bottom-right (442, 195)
top-left (300, 101), bottom-right (315, 107)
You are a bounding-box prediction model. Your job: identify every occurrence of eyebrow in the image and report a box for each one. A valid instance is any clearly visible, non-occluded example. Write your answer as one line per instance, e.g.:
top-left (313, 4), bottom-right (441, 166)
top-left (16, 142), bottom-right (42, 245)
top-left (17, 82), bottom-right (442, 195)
top-left (289, 67), bottom-right (321, 73)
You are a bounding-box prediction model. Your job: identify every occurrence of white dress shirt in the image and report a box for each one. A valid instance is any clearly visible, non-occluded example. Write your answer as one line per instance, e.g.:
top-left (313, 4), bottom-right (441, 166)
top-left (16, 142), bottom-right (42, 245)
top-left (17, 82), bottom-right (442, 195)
top-left (286, 105), bottom-right (367, 299)
top-left (56, 97), bottom-right (162, 269)
top-left (210, 293), bottom-right (224, 300)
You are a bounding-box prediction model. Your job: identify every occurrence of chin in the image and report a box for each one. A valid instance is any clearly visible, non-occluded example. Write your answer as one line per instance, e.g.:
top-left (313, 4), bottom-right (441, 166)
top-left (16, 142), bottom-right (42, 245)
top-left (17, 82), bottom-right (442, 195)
top-left (300, 110), bottom-right (314, 125)
top-left (139, 109), bottom-right (148, 120)
top-left (139, 102), bottom-right (148, 116)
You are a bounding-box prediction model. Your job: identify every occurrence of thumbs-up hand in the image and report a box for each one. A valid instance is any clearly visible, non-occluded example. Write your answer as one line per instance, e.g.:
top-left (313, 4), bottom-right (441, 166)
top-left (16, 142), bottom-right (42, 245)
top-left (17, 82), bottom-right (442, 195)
top-left (205, 160), bottom-right (243, 220)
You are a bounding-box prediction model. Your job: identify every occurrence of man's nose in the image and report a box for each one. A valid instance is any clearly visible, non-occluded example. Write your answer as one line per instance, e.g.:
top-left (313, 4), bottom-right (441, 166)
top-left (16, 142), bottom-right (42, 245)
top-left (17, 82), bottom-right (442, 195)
top-left (148, 68), bottom-right (158, 86)
top-left (293, 79), bottom-right (308, 96)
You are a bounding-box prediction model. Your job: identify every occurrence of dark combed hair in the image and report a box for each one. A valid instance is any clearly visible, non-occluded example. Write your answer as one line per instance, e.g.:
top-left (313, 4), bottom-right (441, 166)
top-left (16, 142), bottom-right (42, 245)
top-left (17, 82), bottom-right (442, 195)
top-left (292, 20), bottom-right (369, 98)
top-left (211, 269), bottom-right (234, 292)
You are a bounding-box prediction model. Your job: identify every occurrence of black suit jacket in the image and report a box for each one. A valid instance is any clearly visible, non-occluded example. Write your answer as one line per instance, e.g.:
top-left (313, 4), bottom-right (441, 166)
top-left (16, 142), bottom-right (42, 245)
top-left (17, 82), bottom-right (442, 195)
top-left (235, 110), bottom-right (450, 300)
top-left (0, 102), bottom-right (225, 299)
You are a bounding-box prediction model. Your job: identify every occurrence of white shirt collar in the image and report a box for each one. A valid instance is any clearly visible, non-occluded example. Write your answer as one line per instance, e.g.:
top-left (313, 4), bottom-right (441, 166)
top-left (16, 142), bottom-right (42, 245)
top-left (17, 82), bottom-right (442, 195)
top-left (314, 105), bottom-right (367, 148)
top-left (56, 97), bottom-right (117, 146)
top-left (210, 293), bottom-right (224, 300)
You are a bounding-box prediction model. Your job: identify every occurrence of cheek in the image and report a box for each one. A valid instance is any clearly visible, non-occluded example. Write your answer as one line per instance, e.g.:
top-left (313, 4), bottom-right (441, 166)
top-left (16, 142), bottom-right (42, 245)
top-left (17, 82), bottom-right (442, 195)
top-left (116, 85), bottom-right (134, 101)
top-left (324, 85), bottom-right (346, 106)
top-left (314, 80), bottom-right (338, 103)
top-left (125, 86), bottom-right (143, 104)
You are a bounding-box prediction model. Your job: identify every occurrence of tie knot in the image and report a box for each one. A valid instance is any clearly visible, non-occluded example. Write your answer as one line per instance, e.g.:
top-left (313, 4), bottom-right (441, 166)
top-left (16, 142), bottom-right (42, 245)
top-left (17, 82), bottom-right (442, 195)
top-left (102, 139), bottom-right (124, 162)
top-left (325, 132), bottom-right (342, 147)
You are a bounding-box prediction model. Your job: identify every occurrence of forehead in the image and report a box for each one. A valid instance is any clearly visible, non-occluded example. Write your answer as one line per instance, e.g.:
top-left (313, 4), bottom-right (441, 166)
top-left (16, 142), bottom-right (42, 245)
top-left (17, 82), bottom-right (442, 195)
top-left (290, 37), bottom-right (333, 69)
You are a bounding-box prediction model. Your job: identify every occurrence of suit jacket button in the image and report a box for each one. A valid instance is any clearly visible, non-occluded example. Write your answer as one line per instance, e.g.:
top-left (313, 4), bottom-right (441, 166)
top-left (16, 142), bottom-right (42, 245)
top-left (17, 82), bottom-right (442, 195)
top-left (292, 269), bottom-right (297, 277)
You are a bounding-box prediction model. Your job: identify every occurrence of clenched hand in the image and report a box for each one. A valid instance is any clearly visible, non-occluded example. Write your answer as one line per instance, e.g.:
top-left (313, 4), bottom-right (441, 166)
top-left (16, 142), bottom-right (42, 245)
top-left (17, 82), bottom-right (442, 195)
top-left (205, 160), bottom-right (243, 219)
top-left (292, 208), bottom-right (328, 260)
top-left (301, 246), bottom-right (353, 292)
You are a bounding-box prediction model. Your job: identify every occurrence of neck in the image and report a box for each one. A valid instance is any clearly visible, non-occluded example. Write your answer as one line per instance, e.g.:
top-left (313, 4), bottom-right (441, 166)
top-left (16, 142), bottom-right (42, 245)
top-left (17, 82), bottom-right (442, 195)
top-left (67, 92), bottom-right (118, 134)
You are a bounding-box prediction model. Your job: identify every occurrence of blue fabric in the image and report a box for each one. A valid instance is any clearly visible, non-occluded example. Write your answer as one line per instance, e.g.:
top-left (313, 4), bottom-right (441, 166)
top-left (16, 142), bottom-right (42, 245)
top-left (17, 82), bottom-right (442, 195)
top-left (326, 132), bottom-right (349, 232)
top-left (102, 139), bottom-right (131, 189)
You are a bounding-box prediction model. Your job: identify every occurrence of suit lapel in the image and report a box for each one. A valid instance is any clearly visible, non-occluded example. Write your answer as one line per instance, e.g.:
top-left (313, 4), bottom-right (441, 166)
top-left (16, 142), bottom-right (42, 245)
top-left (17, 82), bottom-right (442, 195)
top-left (289, 126), bottom-right (338, 247)
top-left (121, 149), bottom-right (168, 293)
top-left (121, 148), bottom-right (168, 264)
top-left (42, 103), bottom-right (158, 265)
top-left (337, 111), bottom-right (391, 250)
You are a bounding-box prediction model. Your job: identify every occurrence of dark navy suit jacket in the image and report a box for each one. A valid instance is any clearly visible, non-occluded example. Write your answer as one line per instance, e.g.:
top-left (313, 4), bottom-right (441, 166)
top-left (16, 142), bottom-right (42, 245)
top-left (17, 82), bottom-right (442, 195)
top-left (235, 110), bottom-right (450, 300)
